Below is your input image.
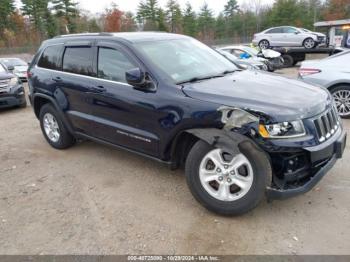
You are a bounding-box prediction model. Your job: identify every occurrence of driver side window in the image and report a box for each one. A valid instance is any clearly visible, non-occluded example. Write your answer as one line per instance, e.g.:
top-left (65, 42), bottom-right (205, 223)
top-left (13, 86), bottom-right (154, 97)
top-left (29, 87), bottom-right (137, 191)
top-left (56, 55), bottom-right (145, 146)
top-left (283, 27), bottom-right (298, 34)
top-left (97, 47), bottom-right (136, 83)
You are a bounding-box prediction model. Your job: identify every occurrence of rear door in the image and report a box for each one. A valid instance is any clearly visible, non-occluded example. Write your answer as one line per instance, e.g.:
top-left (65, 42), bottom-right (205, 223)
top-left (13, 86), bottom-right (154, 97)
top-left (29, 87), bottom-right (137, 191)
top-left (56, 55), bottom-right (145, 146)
top-left (87, 41), bottom-right (160, 156)
top-left (265, 27), bottom-right (284, 46)
top-left (52, 41), bottom-right (97, 136)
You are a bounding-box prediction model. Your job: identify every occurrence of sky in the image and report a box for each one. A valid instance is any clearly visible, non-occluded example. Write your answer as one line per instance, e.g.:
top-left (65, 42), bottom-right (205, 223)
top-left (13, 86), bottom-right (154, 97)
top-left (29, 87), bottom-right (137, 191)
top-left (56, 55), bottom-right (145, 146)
top-left (76, 0), bottom-right (274, 15)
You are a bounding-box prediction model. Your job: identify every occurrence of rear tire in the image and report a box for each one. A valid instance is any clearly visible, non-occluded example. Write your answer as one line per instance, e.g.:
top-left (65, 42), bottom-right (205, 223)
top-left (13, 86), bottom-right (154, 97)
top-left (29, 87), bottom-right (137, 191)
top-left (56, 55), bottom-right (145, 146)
top-left (330, 85), bottom-right (350, 119)
top-left (282, 55), bottom-right (294, 67)
top-left (185, 140), bottom-right (271, 216)
top-left (39, 103), bottom-right (76, 149)
top-left (258, 39), bottom-right (270, 49)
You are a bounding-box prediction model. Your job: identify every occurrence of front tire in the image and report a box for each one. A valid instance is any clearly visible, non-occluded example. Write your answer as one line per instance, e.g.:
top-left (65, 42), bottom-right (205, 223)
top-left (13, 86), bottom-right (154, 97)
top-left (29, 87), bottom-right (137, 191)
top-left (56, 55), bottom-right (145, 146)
top-left (330, 85), bottom-right (350, 118)
top-left (39, 103), bottom-right (76, 149)
top-left (303, 38), bottom-right (316, 49)
top-left (185, 140), bottom-right (271, 216)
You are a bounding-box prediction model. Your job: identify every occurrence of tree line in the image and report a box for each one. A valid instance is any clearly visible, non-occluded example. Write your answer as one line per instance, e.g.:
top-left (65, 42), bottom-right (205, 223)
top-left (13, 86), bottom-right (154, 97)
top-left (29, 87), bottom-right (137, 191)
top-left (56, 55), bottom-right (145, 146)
top-left (0, 0), bottom-right (349, 49)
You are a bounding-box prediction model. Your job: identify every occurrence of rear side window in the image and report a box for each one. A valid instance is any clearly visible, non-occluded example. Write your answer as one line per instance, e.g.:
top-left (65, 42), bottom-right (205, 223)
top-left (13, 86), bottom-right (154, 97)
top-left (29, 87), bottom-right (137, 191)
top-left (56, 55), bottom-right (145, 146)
top-left (97, 47), bottom-right (136, 83)
top-left (62, 47), bottom-right (94, 76)
top-left (38, 45), bottom-right (62, 70)
top-left (266, 28), bottom-right (282, 34)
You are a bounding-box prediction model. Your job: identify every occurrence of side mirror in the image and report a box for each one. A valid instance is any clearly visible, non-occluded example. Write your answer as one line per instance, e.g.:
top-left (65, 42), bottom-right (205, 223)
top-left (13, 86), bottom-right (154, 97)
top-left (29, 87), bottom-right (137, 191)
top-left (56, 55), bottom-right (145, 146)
top-left (126, 68), bottom-right (146, 87)
top-left (7, 65), bottom-right (14, 71)
top-left (294, 31), bottom-right (300, 34)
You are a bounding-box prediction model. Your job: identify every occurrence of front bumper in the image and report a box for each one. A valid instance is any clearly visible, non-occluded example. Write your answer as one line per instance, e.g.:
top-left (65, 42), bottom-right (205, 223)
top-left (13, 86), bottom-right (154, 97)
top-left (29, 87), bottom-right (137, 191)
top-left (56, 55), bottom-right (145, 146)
top-left (266, 129), bottom-right (347, 200)
top-left (0, 90), bottom-right (26, 108)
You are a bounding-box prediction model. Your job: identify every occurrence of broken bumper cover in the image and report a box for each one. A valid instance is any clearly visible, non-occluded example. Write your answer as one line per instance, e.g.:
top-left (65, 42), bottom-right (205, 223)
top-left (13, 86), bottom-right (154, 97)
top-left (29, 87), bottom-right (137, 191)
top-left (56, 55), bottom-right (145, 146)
top-left (266, 129), bottom-right (347, 200)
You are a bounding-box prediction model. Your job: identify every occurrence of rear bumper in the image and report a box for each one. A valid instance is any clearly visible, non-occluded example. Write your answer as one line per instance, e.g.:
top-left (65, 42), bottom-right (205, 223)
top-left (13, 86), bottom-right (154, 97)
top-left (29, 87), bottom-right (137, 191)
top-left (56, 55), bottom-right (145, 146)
top-left (267, 129), bottom-right (347, 200)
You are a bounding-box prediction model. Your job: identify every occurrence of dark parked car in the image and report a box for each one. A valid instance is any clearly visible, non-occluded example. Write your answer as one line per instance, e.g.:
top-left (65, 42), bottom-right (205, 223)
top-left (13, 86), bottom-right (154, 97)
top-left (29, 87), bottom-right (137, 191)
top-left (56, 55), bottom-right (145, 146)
top-left (0, 63), bottom-right (26, 109)
top-left (28, 33), bottom-right (346, 215)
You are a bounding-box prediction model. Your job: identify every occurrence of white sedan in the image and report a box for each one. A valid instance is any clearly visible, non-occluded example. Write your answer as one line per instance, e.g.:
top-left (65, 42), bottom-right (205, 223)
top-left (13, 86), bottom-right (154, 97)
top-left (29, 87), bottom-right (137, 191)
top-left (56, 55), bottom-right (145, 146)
top-left (253, 26), bottom-right (327, 49)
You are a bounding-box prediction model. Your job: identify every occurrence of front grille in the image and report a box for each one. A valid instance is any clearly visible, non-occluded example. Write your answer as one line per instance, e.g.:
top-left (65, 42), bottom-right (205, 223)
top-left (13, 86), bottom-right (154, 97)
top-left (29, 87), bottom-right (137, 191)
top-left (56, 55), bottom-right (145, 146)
top-left (313, 107), bottom-right (340, 142)
top-left (0, 79), bottom-right (9, 90)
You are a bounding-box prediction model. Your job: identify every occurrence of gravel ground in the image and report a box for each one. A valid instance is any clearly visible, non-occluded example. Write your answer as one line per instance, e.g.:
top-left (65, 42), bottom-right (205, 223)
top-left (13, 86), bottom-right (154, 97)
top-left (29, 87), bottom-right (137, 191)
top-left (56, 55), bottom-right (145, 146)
top-left (0, 66), bottom-right (349, 255)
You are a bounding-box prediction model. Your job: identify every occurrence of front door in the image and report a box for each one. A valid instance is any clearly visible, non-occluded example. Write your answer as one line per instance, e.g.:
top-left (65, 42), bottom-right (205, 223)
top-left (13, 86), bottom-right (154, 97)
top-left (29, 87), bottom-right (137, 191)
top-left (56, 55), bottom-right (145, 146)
top-left (87, 42), bottom-right (160, 157)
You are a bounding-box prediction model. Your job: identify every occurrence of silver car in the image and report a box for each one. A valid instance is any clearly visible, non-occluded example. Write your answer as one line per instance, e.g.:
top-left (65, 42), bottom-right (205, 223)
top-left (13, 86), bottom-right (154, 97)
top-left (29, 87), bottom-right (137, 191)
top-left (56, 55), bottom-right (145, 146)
top-left (299, 50), bottom-right (350, 118)
top-left (0, 58), bottom-right (28, 82)
top-left (217, 50), bottom-right (268, 71)
top-left (253, 26), bottom-right (327, 49)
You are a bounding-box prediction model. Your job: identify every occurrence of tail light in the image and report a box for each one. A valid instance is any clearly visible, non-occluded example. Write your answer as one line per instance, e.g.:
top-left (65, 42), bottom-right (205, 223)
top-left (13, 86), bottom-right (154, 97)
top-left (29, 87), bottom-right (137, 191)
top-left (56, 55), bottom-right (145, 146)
top-left (27, 70), bottom-right (32, 78)
top-left (298, 68), bottom-right (321, 77)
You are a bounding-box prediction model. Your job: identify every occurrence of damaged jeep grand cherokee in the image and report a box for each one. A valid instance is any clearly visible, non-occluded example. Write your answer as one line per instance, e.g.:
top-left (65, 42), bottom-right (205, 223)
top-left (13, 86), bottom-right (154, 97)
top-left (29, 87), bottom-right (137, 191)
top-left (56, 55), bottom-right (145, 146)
top-left (28, 33), bottom-right (347, 215)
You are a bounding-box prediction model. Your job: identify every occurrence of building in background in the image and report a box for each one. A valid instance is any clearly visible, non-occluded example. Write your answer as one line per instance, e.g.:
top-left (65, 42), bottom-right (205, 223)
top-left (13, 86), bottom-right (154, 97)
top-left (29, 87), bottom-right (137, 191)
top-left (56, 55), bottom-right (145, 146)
top-left (314, 19), bottom-right (350, 48)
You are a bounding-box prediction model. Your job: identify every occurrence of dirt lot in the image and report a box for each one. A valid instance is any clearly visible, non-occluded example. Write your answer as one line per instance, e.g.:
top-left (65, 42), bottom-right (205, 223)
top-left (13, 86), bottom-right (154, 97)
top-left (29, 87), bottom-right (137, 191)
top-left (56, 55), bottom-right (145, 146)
top-left (0, 66), bottom-right (349, 255)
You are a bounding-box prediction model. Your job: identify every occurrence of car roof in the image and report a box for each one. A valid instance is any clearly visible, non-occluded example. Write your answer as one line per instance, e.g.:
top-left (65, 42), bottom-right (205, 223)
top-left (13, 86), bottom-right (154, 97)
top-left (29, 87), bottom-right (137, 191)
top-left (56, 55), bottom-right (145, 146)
top-left (47, 32), bottom-right (189, 44)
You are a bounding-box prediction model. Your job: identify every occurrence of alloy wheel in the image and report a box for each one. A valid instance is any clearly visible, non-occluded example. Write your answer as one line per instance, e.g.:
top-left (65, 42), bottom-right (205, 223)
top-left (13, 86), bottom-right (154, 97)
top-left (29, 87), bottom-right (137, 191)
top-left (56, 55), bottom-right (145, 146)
top-left (333, 90), bottom-right (350, 117)
top-left (43, 113), bottom-right (60, 143)
top-left (304, 38), bottom-right (315, 49)
top-left (259, 40), bottom-right (269, 49)
top-left (199, 149), bottom-right (253, 202)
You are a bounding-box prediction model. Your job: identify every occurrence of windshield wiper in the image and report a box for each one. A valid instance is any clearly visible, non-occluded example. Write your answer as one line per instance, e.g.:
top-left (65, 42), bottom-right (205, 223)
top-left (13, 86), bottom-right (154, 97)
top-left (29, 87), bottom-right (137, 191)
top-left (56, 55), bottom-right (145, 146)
top-left (177, 70), bottom-right (237, 85)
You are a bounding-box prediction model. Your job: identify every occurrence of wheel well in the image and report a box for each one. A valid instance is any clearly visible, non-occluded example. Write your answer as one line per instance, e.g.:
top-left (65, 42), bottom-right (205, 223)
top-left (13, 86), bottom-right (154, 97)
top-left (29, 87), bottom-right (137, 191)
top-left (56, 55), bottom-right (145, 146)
top-left (328, 83), bottom-right (350, 92)
top-left (170, 132), bottom-right (199, 169)
top-left (33, 96), bottom-right (51, 119)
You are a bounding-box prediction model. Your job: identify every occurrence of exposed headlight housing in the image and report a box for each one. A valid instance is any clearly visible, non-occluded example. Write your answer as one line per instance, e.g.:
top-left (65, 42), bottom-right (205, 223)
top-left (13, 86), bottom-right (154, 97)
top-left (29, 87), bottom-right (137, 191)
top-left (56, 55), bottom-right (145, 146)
top-left (259, 120), bottom-right (306, 138)
top-left (8, 77), bottom-right (19, 86)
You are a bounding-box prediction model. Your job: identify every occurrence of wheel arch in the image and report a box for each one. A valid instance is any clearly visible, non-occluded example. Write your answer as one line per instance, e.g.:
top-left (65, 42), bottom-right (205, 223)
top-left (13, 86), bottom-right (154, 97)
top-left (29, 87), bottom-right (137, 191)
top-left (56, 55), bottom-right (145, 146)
top-left (33, 93), bottom-right (75, 134)
top-left (327, 82), bottom-right (350, 91)
top-left (169, 128), bottom-right (268, 169)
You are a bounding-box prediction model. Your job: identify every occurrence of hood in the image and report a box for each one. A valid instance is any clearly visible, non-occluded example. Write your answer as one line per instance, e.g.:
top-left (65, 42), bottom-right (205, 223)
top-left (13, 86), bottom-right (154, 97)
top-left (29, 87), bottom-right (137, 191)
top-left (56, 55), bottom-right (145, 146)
top-left (14, 65), bottom-right (28, 72)
top-left (310, 31), bottom-right (326, 37)
top-left (262, 49), bottom-right (281, 58)
top-left (182, 70), bottom-right (331, 122)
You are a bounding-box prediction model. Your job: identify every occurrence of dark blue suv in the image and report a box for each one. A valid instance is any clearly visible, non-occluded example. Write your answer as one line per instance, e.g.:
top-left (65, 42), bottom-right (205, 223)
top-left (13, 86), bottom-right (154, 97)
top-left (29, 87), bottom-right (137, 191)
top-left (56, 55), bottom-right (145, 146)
top-left (28, 32), bottom-right (347, 215)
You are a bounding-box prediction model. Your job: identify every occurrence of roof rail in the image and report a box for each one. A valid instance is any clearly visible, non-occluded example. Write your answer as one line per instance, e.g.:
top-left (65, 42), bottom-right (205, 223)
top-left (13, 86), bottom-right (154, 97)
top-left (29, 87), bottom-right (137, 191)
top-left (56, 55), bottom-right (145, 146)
top-left (54, 32), bottom-right (113, 38)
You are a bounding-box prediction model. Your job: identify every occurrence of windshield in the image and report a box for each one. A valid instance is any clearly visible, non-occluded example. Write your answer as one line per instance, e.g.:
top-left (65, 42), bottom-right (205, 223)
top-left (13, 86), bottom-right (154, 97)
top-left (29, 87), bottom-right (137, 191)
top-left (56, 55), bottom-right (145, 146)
top-left (301, 28), bottom-right (311, 32)
top-left (135, 38), bottom-right (237, 84)
top-left (0, 64), bottom-right (7, 73)
top-left (242, 46), bottom-right (259, 56)
top-left (1, 58), bottom-right (27, 67)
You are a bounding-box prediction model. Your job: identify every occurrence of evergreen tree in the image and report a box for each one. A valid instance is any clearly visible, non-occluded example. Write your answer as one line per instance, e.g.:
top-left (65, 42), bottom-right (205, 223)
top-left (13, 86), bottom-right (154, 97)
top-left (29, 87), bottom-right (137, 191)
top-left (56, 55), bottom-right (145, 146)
top-left (137, 0), bottom-right (159, 30)
top-left (165, 0), bottom-right (182, 33)
top-left (182, 2), bottom-right (197, 37)
top-left (215, 13), bottom-right (226, 39)
top-left (197, 3), bottom-right (215, 40)
top-left (223, 0), bottom-right (239, 18)
top-left (21, 0), bottom-right (50, 37)
top-left (52, 0), bottom-right (78, 33)
top-left (157, 8), bottom-right (168, 31)
top-left (0, 0), bottom-right (15, 35)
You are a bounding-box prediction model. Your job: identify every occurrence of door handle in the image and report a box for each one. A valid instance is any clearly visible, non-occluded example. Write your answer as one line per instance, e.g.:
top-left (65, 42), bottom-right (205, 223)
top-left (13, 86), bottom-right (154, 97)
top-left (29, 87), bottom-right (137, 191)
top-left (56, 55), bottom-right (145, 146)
top-left (89, 85), bottom-right (106, 92)
top-left (52, 76), bottom-right (62, 83)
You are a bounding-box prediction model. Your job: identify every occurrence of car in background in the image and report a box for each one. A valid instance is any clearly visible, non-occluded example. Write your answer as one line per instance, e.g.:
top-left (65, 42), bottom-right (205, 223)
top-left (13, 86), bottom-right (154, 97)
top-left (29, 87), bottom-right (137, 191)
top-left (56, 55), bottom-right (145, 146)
top-left (220, 45), bottom-right (283, 72)
top-left (0, 63), bottom-right (26, 109)
top-left (0, 58), bottom-right (28, 82)
top-left (217, 49), bottom-right (268, 71)
top-left (299, 50), bottom-right (350, 118)
top-left (253, 26), bottom-right (327, 49)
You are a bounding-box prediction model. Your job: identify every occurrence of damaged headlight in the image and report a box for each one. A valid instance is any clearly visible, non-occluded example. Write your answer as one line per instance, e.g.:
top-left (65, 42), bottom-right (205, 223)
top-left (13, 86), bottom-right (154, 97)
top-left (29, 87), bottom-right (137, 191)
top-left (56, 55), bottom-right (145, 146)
top-left (8, 77), bottom-right (19, 86)
top-left (259, 120), bottom-right (305, 138)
